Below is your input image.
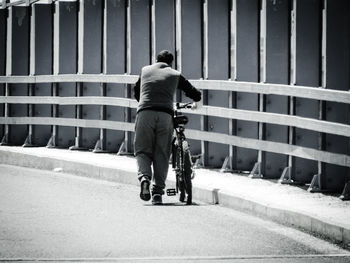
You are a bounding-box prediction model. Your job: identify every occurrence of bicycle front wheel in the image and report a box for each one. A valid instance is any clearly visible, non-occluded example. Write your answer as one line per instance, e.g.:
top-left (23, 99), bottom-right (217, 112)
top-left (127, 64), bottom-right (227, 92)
top-left (183, 150), bottom-right (193, 205)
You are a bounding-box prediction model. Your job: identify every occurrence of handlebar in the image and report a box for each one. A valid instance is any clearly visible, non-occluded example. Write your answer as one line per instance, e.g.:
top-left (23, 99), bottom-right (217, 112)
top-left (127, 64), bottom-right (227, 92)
top-left (175, 102), bottom-right (196, 110)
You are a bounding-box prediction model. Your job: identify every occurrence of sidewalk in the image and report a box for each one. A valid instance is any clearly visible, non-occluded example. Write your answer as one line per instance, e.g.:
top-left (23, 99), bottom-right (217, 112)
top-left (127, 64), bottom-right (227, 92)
top-left (0, 146), bottom-right (349, 248)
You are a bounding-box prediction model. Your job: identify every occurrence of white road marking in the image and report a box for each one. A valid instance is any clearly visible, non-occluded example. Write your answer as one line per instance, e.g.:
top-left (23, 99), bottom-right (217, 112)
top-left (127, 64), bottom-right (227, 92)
top-left (1, 254), bottom-right (350, 261)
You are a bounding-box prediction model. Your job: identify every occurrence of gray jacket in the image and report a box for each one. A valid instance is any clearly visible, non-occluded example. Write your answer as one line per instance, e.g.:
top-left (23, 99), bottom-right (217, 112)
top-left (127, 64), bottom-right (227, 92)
top-left (134, 62), bottom-right (201, 115)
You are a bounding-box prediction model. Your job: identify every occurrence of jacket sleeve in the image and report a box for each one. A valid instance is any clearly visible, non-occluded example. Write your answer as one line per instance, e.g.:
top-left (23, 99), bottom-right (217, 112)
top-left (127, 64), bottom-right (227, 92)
top-left (177, 75), bottom-right (201, 102)
top-left (133, 77), bottom-right (141, 102)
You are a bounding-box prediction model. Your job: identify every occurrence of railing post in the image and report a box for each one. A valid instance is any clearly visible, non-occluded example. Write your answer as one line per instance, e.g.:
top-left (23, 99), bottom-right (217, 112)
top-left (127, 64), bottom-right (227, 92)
top-left (117, 0), bottom-right (133, 155)
top-left (309, 0), bottom-right (327, 192)
top-left (46, 82), bottom-right (56, 148)
top-left (0, 7), bottom-right (7, 145)
top-left (250, 0), bottom-right (266, 179)
top-left (0, 83), bottom-right (9, 145)
top-left (93, 0), bottom-right (106, 153)
top-left (201, 0), bottom-right (208, 168)
top-left (23, 2), bottom-right (34, 147)
top-left (47, 0), bottom-right (59, 148)
top-left (1, 5), bottom-right (11, 146)
top-left (69, 0), bottom-right (84, 151)
top-left (69, 81), bottom-right (83, 150)
top-left (93, 0), bottom-right (107, 153)
top-left (280, 0), bottom-right (296, 184)
top-left (222, 0), bottom-right (237, 173)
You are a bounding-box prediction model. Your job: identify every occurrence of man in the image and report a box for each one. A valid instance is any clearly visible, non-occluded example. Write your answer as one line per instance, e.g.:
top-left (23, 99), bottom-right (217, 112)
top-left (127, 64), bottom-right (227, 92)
top-left (133, 50), bottom-right (201, 205)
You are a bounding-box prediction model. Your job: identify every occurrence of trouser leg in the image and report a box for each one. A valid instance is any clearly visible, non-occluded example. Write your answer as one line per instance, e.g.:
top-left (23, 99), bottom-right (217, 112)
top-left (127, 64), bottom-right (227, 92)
top-left (136, 153), bottom-right (152, 181)
top-left (134, 111), bottom-right (155, 181)
top-left (152, 112), bottom-right (174, 195)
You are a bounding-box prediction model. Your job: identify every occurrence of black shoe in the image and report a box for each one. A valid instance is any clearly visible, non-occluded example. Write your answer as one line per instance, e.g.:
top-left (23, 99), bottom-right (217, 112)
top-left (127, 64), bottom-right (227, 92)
top-left (140, 178), bottom-right (151, 201)
top-left (179, 191), bottom-right (186, 203)
top-left (151, 194), bottom-right (163, 205)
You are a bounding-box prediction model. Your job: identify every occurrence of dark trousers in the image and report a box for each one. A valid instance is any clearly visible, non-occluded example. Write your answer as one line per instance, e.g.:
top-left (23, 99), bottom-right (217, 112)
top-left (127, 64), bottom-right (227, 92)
top-left (134, 110), bottom-right (173, 195)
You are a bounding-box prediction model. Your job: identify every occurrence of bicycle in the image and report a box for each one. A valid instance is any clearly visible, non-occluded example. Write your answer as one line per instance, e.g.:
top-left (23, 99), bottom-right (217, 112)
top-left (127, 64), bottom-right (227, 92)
top-left (167, 102), bottom-right (198, 205)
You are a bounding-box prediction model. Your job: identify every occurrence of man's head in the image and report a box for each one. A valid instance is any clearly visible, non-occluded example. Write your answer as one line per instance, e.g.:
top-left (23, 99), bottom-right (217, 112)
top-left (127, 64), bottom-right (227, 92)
top-left (156, 50), bottom-right (174, 66)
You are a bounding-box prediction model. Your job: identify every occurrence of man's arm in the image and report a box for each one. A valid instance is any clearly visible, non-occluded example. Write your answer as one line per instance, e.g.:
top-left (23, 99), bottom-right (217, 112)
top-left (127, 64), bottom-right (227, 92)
top-left (133, 77), bottom-right (141, 102)
top-left (177, 75), bottom-right (201, 102)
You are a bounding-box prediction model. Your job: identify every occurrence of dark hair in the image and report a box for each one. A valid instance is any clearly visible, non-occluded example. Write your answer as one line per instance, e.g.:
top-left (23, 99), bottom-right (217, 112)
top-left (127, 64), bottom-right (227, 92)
top-left (156, 50), bottom-right (174, 65)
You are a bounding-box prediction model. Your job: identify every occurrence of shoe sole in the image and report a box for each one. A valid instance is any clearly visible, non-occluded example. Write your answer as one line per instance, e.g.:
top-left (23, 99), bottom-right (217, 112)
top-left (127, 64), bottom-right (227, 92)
top-left (140, 180), bottom-right (151, 201)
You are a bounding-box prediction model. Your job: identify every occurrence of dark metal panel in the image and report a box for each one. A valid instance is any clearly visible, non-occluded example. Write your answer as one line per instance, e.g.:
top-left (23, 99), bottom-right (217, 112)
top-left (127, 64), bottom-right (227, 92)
top-left (32, 84), bottom-right (52, 146)
top-left (106, 0), bottom-right (126, 74)
top-left (180, 0), bottom-right (202, 155)
top-left (11, 7), bottom-right (29, 76)
top-left (105, 0), bottom-right (126, 152)
top-left (207, 0), bottom-right (229, 167)
top-left (295, 0), bottom-right (321, 86)
top-left (56, 1), bottom-right (78, 148)
top-left (130, 0), bottom-right (150, 74)
top-left (83, 0), bottom-right (103, 74)
top-left (105, 91), bottom-right (125, 152)
top-left (8, 83), bottom-right (28, 145)
top-left (293, 0), bottom-right (321, 183)
top-left (264, 0), bottom-right (289, 178)
top-left (81, 83), bottom-right (100, 149)
top-left (235, 0), bottom-right (259, 171)
top-left (0, 9), bottom-right (6, 140)
top-left (294, 100), bottom-right (318, 182)
top-left (154, 0), bottom-right (175, 55)
top-left (58, 2), bottom-right (77, 75)
top-left (0, 10), bottom-right (5, 76)
top-left (9, 6), bottom-right (30, 145)
top-left (265, 0), bottom-right (289, 84)
top-left (56, 83), bottom-right (75, 148)
top-left (34, 4), bottom-right (53, 75)
top-left (80, 0), bottom-right (103, 149)
top-left (180, 0), bottom-right (202, 78)
top-left (324, 0), bottom-right (350, 192)
top-left (32, 3), bottom-right (53, 146)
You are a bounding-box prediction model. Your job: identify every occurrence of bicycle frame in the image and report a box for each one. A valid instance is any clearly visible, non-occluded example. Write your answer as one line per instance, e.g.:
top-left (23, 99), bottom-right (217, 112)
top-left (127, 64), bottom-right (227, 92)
top-left (168, 102), bottom-right (194, 204)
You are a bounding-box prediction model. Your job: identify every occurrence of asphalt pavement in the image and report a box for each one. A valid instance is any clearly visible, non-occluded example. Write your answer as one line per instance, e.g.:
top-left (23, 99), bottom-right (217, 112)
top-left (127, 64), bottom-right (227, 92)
top-left (0, 164), bottom-right (350, 262)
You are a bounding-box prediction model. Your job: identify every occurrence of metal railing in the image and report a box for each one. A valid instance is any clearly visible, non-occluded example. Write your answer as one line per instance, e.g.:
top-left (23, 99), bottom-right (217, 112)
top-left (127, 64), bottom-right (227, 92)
top-left (0, 74), bottom-right (349, 170)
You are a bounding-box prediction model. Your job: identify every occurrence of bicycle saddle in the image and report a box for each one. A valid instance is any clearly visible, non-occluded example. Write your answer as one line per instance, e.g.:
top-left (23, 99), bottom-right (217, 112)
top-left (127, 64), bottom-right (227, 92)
top-left (173, 115), bottom-right (188, 127)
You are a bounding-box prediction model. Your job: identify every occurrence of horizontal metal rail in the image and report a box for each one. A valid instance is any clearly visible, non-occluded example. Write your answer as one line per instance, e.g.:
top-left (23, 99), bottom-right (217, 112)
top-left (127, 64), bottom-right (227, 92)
top-left (185, 129), bottom-right (350, 168)
top-left (1, 96), bottom-right (349, 137)
top-left (0, 74), bottom-right (349, 103)
top-left (0, 96), bottom-right (139, 108)
top-left (0, 74), bottom-right (138, 84)
top-left (0, 116), bottom-right (349, 168)
top-left (0, 117), bottom-right (135, 132)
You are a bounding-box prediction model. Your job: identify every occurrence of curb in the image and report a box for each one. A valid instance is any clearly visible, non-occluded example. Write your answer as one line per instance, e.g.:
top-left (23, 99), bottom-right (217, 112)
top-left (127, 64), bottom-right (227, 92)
top-left (0, 148), bottom-right (349, 247)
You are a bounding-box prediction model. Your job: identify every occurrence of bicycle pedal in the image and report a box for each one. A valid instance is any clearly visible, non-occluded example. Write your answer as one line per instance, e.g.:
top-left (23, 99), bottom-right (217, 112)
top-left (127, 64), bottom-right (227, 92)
top-left (166, 188), bottom-right (177, 196)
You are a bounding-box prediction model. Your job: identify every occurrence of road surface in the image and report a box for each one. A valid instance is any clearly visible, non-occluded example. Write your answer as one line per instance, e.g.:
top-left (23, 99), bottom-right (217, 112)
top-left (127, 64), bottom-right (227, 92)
top-left (0, 164), bottom-right (349, 262)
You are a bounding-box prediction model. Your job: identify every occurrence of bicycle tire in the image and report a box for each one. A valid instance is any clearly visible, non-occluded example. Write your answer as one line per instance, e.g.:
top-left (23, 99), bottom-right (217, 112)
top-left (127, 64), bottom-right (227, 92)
top-left (176, 144), bottom-right (186, 202)
top-left (174, 142), bottom-right (190, 204)
top-left (172, 135), bottom-right (193, 204)
top-left (183, 150), bottom-right (193, 205)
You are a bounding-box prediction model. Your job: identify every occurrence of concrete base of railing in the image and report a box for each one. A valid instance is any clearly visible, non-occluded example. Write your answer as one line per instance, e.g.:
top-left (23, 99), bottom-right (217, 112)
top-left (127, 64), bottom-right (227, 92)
top-left (249, 161), bottom-right (262, 179)
top-left (340, 182), bottom-right (350, 201)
